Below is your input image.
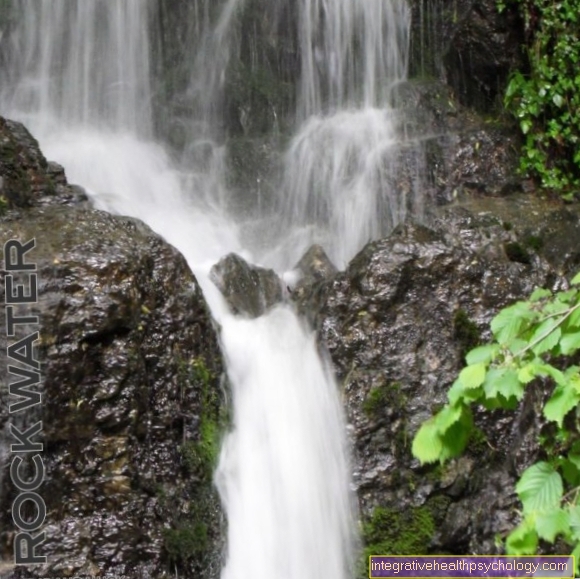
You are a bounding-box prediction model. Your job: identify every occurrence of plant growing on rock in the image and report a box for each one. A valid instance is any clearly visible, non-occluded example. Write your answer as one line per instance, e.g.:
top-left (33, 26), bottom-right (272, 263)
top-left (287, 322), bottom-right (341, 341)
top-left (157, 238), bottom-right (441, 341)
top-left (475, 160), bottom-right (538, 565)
top-left (499, 0), bottom-right (580, 196)
top-left (413, 272), bottom-right (580, 564)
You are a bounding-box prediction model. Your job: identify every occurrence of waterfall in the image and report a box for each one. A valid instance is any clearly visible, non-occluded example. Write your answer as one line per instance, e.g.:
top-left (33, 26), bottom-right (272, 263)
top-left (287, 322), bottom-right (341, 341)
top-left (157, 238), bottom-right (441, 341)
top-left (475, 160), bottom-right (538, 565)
top-left (277, 0), bottom-right (420, 268)
top-left (0, 1), bottom-right (375, 577)
top-left (0, 0), bottom-right (152, 135)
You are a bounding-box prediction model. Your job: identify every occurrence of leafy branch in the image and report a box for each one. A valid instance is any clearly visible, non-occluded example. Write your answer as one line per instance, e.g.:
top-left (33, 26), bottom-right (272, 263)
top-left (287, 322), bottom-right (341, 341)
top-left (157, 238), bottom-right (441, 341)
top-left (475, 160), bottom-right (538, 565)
top-left (412, 272), bottom-right (580, 563)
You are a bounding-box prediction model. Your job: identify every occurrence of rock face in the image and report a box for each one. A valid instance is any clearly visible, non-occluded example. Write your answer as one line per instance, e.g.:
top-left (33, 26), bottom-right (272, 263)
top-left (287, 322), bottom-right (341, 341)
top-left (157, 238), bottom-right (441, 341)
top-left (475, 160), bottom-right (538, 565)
top-left (409, 0), bottom-right (525, 113)
top-left (294, 196), bottom-right (580, 570)
top-left (0, 117), bottom-right (226, 579)
top-left (210, 253), bottom-right (283, 318)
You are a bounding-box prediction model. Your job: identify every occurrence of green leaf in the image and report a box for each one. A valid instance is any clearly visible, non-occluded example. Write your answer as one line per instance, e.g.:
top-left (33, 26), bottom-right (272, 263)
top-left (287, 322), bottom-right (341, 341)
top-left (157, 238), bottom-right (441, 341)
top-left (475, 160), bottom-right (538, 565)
top-left (434, 404), bottom-right (462, 434)
top-left (561, 455), bottom-right (580, 487)
top-left (543, 383), bottom-right (580, 427)
top-left (553, 93), bottom-right (565, 107)
top-left (570, 307), bottom-right (580, 329)
top-left (569, 506), bottom-right (580, 541)
top-left (516, 462), bottom-right (563, 514)
top-left (561, 331), bottom-right (580, 355)
top-left (465, 344), bottom-right (499, 365)
top-left (505, 519), bottom-right (538, 555)
top-left (572, 272), bottom-right (580, 285)
top-left (535, 508), bottom-right (569, 542)
top-left (483, 367), bottom-right (524, 401)
top-left (530, 288), bottom-right (552, 302)
top-left (571, 542), bottom-right (580, 575)
top-left (530, 318), bottom-right (562, 355)
top-left (458, 363), bottom-right (486, 389)
top-left (412, 418), bottom-right (443, 464)
top-left (491, 302), bottom-right (535, 344)
top-left (518, 363), bottom-right (538, 384)
top-left (439, 407), bottom-right (473, 461)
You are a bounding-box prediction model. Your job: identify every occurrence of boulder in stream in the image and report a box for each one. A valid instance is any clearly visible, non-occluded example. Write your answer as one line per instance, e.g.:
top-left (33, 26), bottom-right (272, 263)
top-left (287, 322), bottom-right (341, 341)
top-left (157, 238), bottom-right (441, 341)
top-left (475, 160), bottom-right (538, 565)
top-left (210, 252), bottom-right (283, 318)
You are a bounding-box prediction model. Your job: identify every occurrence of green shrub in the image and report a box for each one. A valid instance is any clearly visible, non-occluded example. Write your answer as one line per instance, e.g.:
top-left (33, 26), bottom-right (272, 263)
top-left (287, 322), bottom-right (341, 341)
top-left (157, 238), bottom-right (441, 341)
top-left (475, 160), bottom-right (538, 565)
top-left (500, 0), bottom-right (580, 196)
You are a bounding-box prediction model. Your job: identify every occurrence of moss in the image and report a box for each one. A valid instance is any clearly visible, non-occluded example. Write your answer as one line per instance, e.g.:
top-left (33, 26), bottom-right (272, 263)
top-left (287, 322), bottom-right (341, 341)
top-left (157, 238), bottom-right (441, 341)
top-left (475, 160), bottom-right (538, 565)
top-left (467, 426), bottom-right (489, 456)
top-left (453, 309), bottom-right (480, 357)
top-left (504, 242), bottom-right (532, 265)
top-left (363, 382), bottom-right (404, 417)
top-left (162, 522), bottom-right (208, 564)
top-left (503, 221), bottom-right (513, 231)
top-left (522, 234), bottom-right (544, 252)
top-left (358, 505), bottom-right (434, 578)
top-left (358, 497), bottom-right (450, 578)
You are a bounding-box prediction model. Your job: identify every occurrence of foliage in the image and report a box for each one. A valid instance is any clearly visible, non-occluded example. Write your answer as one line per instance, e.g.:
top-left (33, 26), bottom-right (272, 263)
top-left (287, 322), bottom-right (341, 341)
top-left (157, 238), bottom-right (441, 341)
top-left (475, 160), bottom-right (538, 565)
top-left (412, 272), bottom-right (580, 561)
top-left (499, 0), bottom-right (580, 196)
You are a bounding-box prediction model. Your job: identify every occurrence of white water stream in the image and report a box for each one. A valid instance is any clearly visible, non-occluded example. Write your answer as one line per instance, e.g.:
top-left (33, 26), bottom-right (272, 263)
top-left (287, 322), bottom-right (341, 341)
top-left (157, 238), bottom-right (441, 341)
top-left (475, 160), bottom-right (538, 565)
top-left (0, 0), bottom-right (414, 576)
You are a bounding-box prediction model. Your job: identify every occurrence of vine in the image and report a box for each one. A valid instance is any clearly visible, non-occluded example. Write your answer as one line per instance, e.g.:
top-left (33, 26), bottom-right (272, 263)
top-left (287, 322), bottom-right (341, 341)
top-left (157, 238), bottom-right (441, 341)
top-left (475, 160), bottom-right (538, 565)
top-left (412, 272), bottom-right (580, 563)
top-left (499, 0), bottom-right (580, 196)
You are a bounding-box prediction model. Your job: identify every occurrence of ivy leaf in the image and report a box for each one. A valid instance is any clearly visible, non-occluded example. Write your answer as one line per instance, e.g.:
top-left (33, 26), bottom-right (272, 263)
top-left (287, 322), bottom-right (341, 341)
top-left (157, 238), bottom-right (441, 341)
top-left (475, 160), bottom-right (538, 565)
top-left (465, 344), bottom-right (499, 365)
top-left (560, 331), bottom-right (580, 355)
top-left (412, 418), bottom-right (443, 464)
top-left (543, 383), bottom-right (580, 427)
top-left (491, 302), bottom-right (535, 344)
top-left (458, 363), bottom-right (486, 389)
top-left (516, 462), bottom-right (563, 514)
top-left (535, 508), bottom-right (569, 542)
top-left (505, 519), bottom-right (538, 555)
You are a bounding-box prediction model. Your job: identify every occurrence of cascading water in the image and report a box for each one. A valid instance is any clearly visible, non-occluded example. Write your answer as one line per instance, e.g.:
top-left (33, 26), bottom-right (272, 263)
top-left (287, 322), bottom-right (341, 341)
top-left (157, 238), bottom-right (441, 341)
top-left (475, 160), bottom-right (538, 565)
top-left (276, 0), bottom-right (421, 268)
top-left (0, 0), bottom-right (383, 577)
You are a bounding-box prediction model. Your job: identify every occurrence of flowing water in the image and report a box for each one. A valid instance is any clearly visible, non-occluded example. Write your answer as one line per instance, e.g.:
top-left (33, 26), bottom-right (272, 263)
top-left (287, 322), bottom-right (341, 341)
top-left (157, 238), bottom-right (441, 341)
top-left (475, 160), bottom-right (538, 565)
top-left (0, 0), bottom-right (416, 576)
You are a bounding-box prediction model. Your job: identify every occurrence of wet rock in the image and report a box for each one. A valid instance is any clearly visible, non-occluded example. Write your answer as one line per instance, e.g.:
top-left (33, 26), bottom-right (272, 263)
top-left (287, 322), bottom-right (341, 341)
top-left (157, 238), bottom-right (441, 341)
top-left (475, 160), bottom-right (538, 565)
top-left (0, 118), bottom-right (226, 579)
top-left (394, 81), bottom-right (521, 204)
top-left (300, 202), bottom-right (573, 563)
top-left (290, 244), bottom-right (337, 292)
top-left (210, 252), bottom-right (283, 318)
top-left (0, 116), bottom-right (87, 209)
top-left (408, 0), bottom-right (525, 113)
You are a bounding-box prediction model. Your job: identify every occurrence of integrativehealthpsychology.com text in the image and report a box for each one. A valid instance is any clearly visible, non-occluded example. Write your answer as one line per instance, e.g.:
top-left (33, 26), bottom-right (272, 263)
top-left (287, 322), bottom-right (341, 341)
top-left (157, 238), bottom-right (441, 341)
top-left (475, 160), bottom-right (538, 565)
top-left (369, 556), bottom-right (575, 578)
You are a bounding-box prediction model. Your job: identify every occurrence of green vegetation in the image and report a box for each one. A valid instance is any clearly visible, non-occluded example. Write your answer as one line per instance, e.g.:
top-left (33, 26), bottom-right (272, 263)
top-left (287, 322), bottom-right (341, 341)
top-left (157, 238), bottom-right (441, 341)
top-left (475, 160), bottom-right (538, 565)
top-left (162, 522), bottom-right (208, 564)
top-left (499, 0), bottom-right (580, 196)
top-left (413, 272), bottom-right (580, 565)
top-left (363, 382), bottom-right (404, 417)
top-left (163, 356), bottom-right (226, 568)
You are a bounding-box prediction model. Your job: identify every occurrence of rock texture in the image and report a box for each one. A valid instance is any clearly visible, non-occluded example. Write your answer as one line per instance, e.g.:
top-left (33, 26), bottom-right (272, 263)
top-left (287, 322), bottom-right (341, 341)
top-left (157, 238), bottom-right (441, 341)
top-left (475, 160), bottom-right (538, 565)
top-left (0, 117), bottom-right (226, 579)
top-left (210, 252), bottom-right (283, 318)
top-left (293, 195), bottom-right (580, 570)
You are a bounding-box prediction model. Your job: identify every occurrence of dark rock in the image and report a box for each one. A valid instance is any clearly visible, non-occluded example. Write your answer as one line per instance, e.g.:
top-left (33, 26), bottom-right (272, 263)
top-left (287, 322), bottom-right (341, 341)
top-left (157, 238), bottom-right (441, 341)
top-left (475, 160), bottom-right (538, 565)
top-left (299, 202), bottom-right (572, 563)
top-left (409, 0), bottom-right (525, 113)
top-left (210, 252), bottom-right (283, 318)
top-left (291, 244), bottom-right (337, 291)
top-left (0, 116), bottom-right (88, 210)
top-left (393, 81), bottom-right (521, 204)
top-left (0, 118), bottom-right (226, 579)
